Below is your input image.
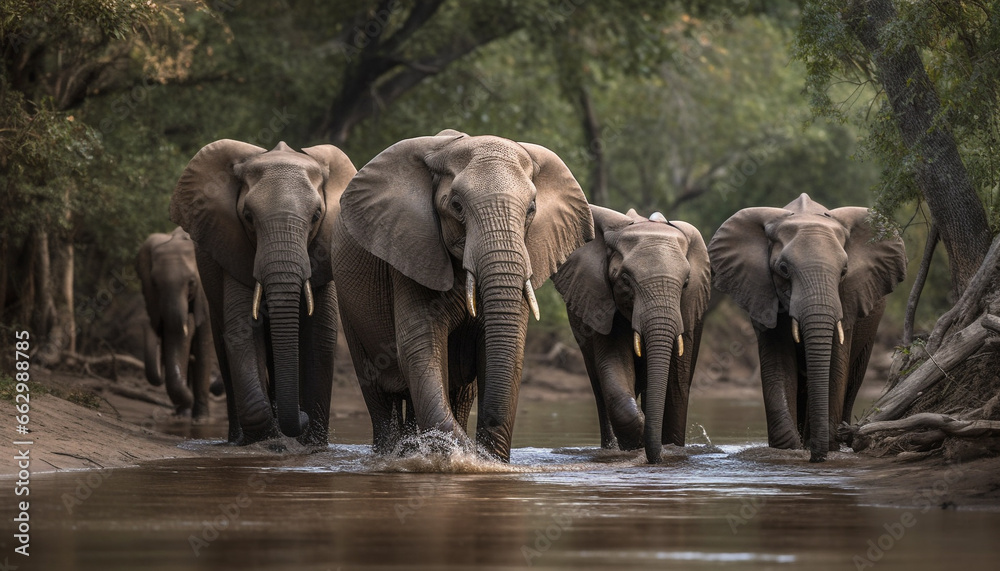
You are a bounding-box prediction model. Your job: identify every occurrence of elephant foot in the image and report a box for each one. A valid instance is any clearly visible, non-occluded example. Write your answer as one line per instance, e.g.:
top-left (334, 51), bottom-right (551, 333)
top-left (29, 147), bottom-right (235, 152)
top-left (233, 422), bottom-right (281, 446)
top-left (173, 407), bottom-right (192, 418)
top-left (809, 451), bottom-right (827, 463)
top-left (296, 429), bottom-right (330, 450)
top-left (767, 434), bottom-right (803, 450)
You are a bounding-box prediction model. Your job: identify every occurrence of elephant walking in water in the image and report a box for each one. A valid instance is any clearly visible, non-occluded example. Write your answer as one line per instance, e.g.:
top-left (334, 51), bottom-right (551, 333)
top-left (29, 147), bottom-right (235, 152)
top-left (137, 227), bottom-right (218, 418)
top-left (554, 207), bottom-right (711, 463)
top-left (331, 130), bottom-right (593, 462)
top-left (171, 140), bottom-right (356, 446)
top-left (709, 194), bottom-right (906, 462)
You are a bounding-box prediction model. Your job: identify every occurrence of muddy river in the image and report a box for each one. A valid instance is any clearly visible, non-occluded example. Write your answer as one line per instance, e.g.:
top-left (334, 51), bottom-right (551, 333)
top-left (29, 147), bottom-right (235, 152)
top-left (12, 396), bottom-right (1000, 570)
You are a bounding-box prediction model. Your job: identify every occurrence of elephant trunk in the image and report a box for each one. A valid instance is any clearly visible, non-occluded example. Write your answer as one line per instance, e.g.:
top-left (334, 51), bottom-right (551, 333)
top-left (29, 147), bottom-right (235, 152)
top-left (143, 324), bottom-right (164, 387)
top-left (801, 312), bottom-right (836, 462)
top-left (257, 216), bottom-right (311, 438)
top-left (264, 279), bottom-right (309, 438)
top-left (161, 302), bottom-right (194, 411)
top-left (639, 312), bottom-right (681, 464)
top-left (473, 234), bottom-right (529, 463)
top-left (792, 271), bottom-right (842, 463)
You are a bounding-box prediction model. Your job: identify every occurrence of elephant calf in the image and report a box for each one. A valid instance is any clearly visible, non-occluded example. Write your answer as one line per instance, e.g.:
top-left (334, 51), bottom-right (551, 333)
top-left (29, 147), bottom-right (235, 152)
top-left (709, 194), bottom-right (906, 462)
top-left (137, 227), bottom-right (218, 418)
top-left (554, 207), bottom-right (711, 463)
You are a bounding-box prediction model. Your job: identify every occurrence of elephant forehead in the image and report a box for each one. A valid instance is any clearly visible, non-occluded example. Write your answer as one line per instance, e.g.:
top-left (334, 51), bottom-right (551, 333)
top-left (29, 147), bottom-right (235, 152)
top-left (768, 214), bottom-right (848, 245)
top-left (240, 151), bottom-right (323, 178)
top-left (463, 136), bottom-right (533, 172)
top-left (613, 223), bottom-right (688, 253)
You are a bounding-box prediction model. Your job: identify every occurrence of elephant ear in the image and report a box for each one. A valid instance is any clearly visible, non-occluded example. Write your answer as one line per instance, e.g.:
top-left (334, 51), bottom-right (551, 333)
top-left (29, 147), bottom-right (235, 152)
top-left (553, 206), bottom-right (631, 335)
top-left (339, 132), bottom-right (466, 291)
top-left (669, 220), bottom-right (712, 335)
top-left (831, 207), bottom-right (907, 326)
top-left (301, 144), bottom-right (357, 286)
top-left (169, 139), bottom-right (266, 287)
top-left (518, 142), bottom-right (595, 289)
top-left (136, 233), bottom-right (171, 331)
top-left (708, 207), bottom-right (790, 329)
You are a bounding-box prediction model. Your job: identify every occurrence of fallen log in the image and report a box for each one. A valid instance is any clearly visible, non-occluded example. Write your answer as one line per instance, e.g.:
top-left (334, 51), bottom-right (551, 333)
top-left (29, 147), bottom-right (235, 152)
top-left (842, 413), bottom-right (1000, 452)
top-left (867, 320), bottom-right (988, 422)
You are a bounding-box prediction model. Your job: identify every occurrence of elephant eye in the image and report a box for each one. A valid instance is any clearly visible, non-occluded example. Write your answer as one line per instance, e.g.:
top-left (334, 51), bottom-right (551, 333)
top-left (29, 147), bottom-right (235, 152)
top-left (527, 200), bottom-right (536, 216)
top-left (841, 265), bottom-right (848, 278)
top-left (776, 261), bottom-right (790, 278)
top-left (312, 207), bottom-right (322, 224)
top-left (451, 199), bottom-right (463, 215)
top-left (243, 210), bottom-right (253, 225)
top-left (683, 277), bottom-right (690, 289)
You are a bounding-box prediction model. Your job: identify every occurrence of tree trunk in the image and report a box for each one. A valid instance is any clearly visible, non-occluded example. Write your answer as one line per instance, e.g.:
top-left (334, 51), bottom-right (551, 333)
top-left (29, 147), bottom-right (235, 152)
top-left (49, 229), bottom-right (75, 355)
top-left (579, 85), bottom-right (608, 206)
top-left (31, 226), bottom-right (55, 339)
top-left (902, 224), bottom-right (938, 346)
top-left (845, 0), bottom-right (991, 294)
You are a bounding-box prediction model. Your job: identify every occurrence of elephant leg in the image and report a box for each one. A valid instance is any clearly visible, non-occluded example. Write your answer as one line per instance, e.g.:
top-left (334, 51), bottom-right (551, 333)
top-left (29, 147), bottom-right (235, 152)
top-left (843, 300), bottom-right (886, 424)
top-left (196, 252), bottom-right (241, 443)
top-left (190, 317), bottom-right (214, 420)
top-left (575, 333), bottom-right (617, 449)
top-left (339, 316), bottom-right (400, 454)
top-left (297, 282), bottom-right (337, 448)
top-left (590, 318), bottom-right (643, 451)
top-left (663, 321), bottom-right (703, 447)
top-left (222, 273), bottom-right (278, 443)
top-left (756, 317), bottom-right (802, 449)
top-left (393, 276), bottom-right (464, 439)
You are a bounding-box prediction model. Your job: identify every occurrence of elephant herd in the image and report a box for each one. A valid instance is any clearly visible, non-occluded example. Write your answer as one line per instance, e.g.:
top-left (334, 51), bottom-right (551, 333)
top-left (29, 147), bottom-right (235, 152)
top-left (137, 129), bottom-right (906, 464)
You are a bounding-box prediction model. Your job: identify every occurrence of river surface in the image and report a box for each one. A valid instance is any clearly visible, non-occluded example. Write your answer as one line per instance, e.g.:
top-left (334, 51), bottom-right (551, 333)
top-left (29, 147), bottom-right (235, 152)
top-left (11, 395), bottom-right (1000, 570)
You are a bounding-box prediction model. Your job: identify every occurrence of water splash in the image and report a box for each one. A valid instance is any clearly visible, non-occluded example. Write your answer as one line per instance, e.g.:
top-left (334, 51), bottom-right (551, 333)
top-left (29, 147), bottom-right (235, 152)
top-left (365, 430), bottom-right (532, 474)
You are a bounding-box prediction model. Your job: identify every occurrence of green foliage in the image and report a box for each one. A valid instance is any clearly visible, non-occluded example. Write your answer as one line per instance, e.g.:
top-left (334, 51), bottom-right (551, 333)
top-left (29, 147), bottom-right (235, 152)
top-left (792, 0), bottom-right (1000, 228)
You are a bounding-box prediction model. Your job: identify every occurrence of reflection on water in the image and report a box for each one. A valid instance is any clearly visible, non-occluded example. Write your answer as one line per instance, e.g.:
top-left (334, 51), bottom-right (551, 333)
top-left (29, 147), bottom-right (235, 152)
top-left (13, 396), bottom-right (1000, 570)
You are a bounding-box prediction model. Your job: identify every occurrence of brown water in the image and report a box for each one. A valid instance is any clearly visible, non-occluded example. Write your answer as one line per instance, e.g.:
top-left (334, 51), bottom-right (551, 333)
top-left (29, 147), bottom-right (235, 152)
top-left (9, 396), bottom-right (1000, 570)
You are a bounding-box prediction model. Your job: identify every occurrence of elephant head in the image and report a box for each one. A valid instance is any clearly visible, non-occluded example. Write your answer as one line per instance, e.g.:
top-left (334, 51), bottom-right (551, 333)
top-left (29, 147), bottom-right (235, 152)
top-left (170, 140), bottom-right (355, 438)
top-left (709, 193), bottom-right (906, 461)
top-left (136, 227), bottom-right (207, 413)
top-left (340, 129), bottom-right (593, 460)
top-left (554, 207), bottom-right (711, 462)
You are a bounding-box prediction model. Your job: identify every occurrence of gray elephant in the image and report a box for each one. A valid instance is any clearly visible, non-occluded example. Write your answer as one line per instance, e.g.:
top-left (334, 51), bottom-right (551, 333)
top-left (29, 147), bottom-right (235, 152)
top-left (331, 130), bottom-right (593, 462)
top-left (136, 227), bottom-right (218, 418)
top-left (170, 140), bottom-right (356, 446)
top-left (553, 206), bottom-right (711, 463)
top-left (709, 194), bottom-right (906, 462)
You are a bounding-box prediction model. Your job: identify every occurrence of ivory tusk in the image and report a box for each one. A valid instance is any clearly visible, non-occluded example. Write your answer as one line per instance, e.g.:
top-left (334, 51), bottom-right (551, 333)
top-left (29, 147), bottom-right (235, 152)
top-left (252, 282), bottom-right (262, 321)
top-left (183, 323), bottom-right (189, 338)
top-left (525, 280), bottom-right (540, 321)
top-left (634, 331), bottom-right (642, 358)
top-left (676, 334), bottom-right (684, 357)
top-left (466, 272), bottom-right (477, 319)
top-left (792, 318), bottom-right (801, 344)
top-left (304, 280), bottom-right (314, 317)
top-left (837, 321), bottom-right (845, 345)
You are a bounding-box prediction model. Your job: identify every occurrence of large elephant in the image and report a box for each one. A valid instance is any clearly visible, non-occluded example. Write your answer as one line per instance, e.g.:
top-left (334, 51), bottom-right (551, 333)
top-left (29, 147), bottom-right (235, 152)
top-left (170, 140), bottom-right (356, 446)
top-left (708, 194), bottom-right (906, 462)
top-left (553, 207), bottom-right (711, 463)
top-left (331, 130), bottom-right (593, 462)
top-left (136, 227), bottom-right (218, 418)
